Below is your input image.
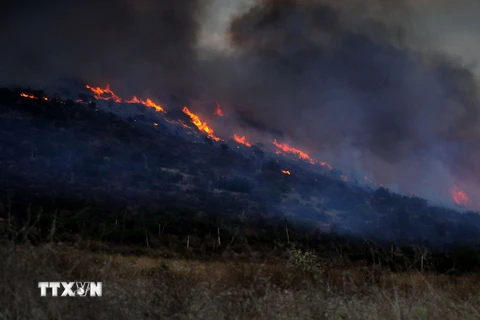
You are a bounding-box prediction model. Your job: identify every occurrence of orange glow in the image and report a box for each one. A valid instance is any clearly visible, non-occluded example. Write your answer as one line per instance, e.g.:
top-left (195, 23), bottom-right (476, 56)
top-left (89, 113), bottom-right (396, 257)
top-left (273, 140), bottom-right (312, 162)
top-left (214, 103), bottom-right (224, 117)
top-left (20, 93), bottom-right (36, 99)
top-left (85, 85), bottom-right (164, 112)
top-left (164, 118), bottom-right (192, 129)
top-left (85, 84), bottom-right (122, 103)
top-left (340, 175), bottom-right (349, 182)
top-left (318, 161), bottom-right (333, 170)
top-left (182, 106), bottom-right (221, 141)
top-left (20, 93), bottom-right (48, 101)
top-left (142, 98), bottom-right (164, 112)
top-left (272, 139), bottom-right (333, 170)
top-left (126, 96), bottom-right (141, 104)
top-left (281, 170), bottom-right (291, 175)
top-left (233, 134), bottom-right (251, 147)
top-left (450, 185), bottom-right (471, 206)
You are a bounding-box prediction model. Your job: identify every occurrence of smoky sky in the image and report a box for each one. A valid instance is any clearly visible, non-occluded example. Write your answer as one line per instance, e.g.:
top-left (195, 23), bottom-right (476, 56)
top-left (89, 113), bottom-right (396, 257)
top-left (0, 0), bottom-right (207, 97)
top-left (209, 0), bottom-right (480, 201)
top-left (1, 0), bottom-right (480, 203)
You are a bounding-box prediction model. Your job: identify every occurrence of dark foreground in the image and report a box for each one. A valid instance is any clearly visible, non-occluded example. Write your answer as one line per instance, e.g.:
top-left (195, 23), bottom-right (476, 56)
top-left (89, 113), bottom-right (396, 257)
top-left (1, 242), bottom-right (480, 320)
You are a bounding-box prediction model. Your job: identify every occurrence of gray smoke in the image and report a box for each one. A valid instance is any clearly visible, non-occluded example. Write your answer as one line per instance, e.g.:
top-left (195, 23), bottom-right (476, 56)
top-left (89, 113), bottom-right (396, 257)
top-left (198, 0), bottom-right (480, 205)
top-left (0, 0), bottom-right (207, 98)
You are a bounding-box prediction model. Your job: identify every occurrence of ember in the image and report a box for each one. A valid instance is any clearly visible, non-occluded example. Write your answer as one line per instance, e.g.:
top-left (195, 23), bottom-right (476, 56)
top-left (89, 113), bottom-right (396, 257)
top-left (214, 103), bottom-right (224, 117)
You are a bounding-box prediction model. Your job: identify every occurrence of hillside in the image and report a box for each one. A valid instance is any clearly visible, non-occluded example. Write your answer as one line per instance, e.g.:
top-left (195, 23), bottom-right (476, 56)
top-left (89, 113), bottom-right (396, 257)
top-left (1, 85), bottom-right (480, 254)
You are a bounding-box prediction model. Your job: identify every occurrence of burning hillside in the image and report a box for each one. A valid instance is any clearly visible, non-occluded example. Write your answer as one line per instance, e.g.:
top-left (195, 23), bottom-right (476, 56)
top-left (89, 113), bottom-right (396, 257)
top-left (75, 83), bottom-right (477, 211)
top-left (1, 83), bottom-right (480, 247)
top-left (14, 82), bottom-right (478, 211)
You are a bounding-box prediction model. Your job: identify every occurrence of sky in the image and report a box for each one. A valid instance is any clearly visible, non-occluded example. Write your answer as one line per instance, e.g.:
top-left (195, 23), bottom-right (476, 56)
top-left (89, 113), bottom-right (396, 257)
top-left (200, 0), bottom-right (480, 76)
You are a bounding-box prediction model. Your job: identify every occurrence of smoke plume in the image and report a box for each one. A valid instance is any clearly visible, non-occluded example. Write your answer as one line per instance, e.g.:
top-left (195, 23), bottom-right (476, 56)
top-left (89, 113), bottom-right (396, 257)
top-left (0, 0), bottom-right (207, 98)
top-left (200, 0), bottom-right (480, 204)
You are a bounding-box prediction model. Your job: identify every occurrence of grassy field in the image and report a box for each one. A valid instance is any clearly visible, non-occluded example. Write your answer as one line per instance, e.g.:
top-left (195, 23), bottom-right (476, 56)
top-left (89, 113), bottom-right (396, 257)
top-left (1, 242), bottom-right (479, 320)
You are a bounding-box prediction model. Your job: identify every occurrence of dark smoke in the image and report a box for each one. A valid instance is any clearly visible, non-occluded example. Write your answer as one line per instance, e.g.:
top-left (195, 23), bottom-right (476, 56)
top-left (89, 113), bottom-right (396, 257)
top-left (198, 0), bottom-right (480, 203)
top-left (0, 0), bottom-right (207, 98)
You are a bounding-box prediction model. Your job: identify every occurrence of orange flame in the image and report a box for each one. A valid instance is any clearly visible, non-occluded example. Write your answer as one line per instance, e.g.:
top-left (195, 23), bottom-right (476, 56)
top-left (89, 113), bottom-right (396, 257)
top-left (214, 103), bottom-right (224, 117)
top-left (85, 84), bottom-right (122, 103)
top-left (126, 96), bottom-right (141, 104)
top-left (233, 134), bottom-right (251, 147)
top-left (450, 185), bottom-right (471, 206)
top-left (142, 98), bottom-right (164, 112)
top-left (85, 85), bottom-right (164, 112)
top-left (272, 139), bottom-right (333, 170)
top-left (182, 106), bottom-right (221, 141)
top-left (281, 170), bottom-right (291, 175)
top-left (20, 93), bottom-right (48, 101)
top-left (273, 139), bottom-right (312, 162)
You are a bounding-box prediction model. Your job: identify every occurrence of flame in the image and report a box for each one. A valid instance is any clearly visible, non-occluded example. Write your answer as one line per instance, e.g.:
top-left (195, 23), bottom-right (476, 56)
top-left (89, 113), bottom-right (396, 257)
top-left (450, 185), bottom-right (471, 207)
top-left (214, 103), bottom-right (224, 117)
top-left (85, 85), bottom-right (122, 103)
top-left (142, 98), bottom-right (164, 112)
top-left (126, 96), bottom-right (141, 104)
top-left (85, 85), bottom-right (164, 112)
top-left (281, 170), bottom-right (291, 175)
top-left (20, 93), bottom-right (36, 99)
top-left (273, 139), bottom-right (312, 162)
top-left (20, 93), bottom-right (48, 101)
top-left (233, 134), bottom-right (251, 147)
top-left (182, 106), bottom-right (221, 141)
top-left (272, 139), bottom-right (333, 170)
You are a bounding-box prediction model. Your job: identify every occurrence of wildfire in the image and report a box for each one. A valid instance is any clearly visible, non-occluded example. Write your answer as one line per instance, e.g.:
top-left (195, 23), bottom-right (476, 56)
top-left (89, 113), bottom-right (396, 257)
top-left (20, 93), bottom-right (48, 101)
top-left (272, 139), bottom-right (333, 170)
top-left (214, 103), bottom-right (224, 117)
top-left (126, 96), bottom-right (141, 104)
top-left (85, 84), bottom-right (122, 103)
top-left (281, 170), bottom-right (291, 175)
top-left (450, 185), bottom-right (471, 207)
top-left (233, 134), bottom-right (251, 147)
top-left (273, 140), bottom-right (312, 162)
top-left (182, 106), bottom-right (221, 141)
top-left (85, 85), bottom-right (164, 112)
top-left (141, 98), bottom-right (164, 112)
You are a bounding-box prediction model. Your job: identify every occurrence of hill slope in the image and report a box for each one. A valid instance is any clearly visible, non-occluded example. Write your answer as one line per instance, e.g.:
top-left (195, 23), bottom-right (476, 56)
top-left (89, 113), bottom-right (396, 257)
top-left (1, 86), bottom-right (480, 249)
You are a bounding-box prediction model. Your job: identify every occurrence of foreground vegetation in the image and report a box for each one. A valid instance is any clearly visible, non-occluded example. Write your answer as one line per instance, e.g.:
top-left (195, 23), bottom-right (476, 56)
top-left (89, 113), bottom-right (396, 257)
top-left (1, 242), bottom-right (480, 320)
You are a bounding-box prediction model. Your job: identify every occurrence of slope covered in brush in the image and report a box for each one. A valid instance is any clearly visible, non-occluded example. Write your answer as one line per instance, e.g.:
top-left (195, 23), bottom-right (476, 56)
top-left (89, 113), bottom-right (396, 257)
top-left (0, 87), bottom-right (479, 248)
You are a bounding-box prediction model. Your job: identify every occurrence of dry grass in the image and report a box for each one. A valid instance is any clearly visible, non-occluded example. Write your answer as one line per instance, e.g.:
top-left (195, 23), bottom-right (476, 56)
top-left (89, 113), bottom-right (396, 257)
top-left (1, 243), bottom-right (480, 319)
